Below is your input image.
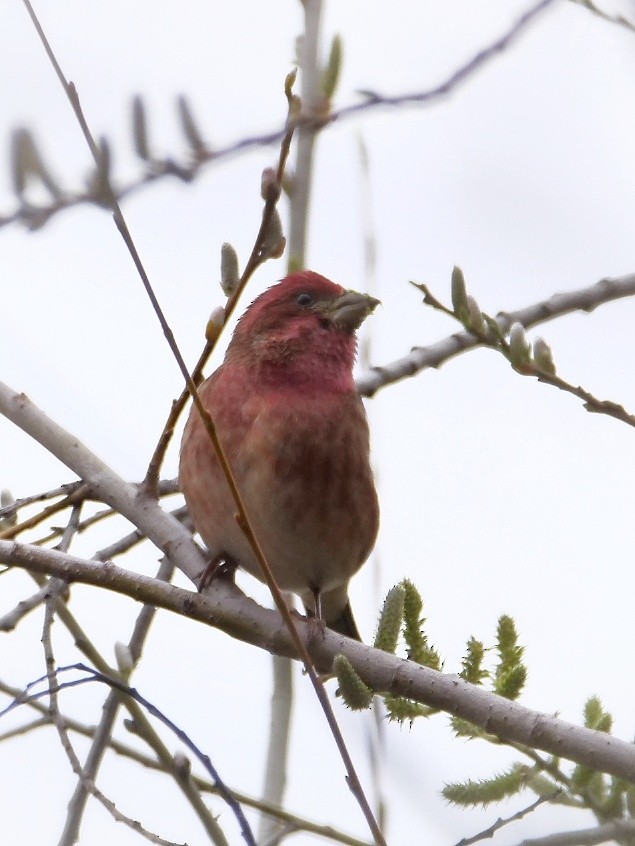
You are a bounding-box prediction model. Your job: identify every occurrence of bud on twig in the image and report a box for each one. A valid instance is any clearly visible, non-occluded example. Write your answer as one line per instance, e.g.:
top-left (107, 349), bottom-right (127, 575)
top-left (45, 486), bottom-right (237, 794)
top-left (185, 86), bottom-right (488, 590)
top-left (260, 209), bottom-right (286, 260)
top-left (533, 337), bottom-right (557, 375)
top-left (374, 585), bottom-right (405, 654)
top-left (205, 306), bottom-right (225, 342)
top-left (508, 322), bottom-right (532, 371)
top-left (451, 266), bottom-right (469, 324)
top-left (0, 489), bottom-right (16, 528)
top-left (173, 752), bottom-right (191, 778)
top-left (321, 34), bottom-right (343, 99)
top-left (220, 243), bottom-right (239, 297)
top-left (466, 295), bottom-right (485, 334)
top-left (114, 641), bottom-right (135, 674)
top-left (10, 127), bottom-right (61, 200)
top-left (89, 137), bottom-right (113, 206)
top-left (177, 95), bottom-right (207, 156)
top-left (260, 167), bottom-right (281, 202)
top-left (132, 95), bottom-right (150, 161)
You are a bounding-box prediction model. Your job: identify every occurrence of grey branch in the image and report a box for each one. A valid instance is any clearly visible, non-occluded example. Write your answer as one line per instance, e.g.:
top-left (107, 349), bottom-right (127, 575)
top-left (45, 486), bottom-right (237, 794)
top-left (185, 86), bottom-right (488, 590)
top-left (0, 381), bottom-right (206, 586)
top-left (356, 273), bottom-right (635, 397)
top-left (518, 818), bottom-right (635, 846)
top-left (3, 539), bottom-right (635, 786)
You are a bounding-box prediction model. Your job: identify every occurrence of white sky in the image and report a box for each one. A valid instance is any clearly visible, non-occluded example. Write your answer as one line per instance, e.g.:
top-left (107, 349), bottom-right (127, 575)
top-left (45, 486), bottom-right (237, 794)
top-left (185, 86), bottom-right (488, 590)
top-left (1, 1), bottom-right (635, 844)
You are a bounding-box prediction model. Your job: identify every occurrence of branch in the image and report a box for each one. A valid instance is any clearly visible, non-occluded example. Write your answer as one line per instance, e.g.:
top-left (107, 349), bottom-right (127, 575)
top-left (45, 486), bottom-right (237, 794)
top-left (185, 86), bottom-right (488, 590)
top-left (454, 792), bottom-right (560, 846)
top-left (3, 539), bottom-right (635, 787)
top-left (0, 678), bottom-right (373, 846)
top-left (0, 380), bottom-right (206, 585)
top-left (356, 273), bottom-right (635, 397)
top-left (518, 818), bottom-right (635, 846)
top-left (3, 0), bottom-right (558, 232)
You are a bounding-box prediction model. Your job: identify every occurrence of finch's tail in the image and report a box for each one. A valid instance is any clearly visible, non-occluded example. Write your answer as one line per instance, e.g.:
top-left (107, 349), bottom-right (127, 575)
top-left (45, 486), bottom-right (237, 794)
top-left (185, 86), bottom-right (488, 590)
top-left (328, 602), bottom-right (362, 641)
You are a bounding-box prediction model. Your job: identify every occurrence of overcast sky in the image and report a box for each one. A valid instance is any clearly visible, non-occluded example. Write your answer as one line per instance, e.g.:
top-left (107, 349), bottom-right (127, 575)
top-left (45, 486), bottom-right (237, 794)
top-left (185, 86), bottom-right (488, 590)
top-left (1, 2), bottom-right (635, 844)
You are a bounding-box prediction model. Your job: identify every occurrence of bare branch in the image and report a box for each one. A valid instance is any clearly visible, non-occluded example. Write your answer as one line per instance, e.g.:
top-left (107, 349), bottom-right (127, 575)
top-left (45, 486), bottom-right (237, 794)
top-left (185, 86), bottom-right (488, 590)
top-left (3, 539), bottom-right (635, 786)
top-left (0, 381), bottom-right (206, 585)
top-left (454, 792), bottom-right (560, 846)
top-left (518, 818), bottom-right (635, 846)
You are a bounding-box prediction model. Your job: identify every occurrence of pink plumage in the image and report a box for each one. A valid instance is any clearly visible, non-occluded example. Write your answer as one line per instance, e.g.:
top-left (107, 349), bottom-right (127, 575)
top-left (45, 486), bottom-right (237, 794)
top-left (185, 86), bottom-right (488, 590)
top-left (179, 271), bottom-right (380, 639)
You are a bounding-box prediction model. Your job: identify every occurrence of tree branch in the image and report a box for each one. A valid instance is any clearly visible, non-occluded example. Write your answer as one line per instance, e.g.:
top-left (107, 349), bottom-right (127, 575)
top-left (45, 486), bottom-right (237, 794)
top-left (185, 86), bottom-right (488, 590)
top-left (3, 0), bottom-right (559, 233)
top-left (3, 539), bottom-right (635, 787)
top-left (356, 273), bottom-right (635, 397)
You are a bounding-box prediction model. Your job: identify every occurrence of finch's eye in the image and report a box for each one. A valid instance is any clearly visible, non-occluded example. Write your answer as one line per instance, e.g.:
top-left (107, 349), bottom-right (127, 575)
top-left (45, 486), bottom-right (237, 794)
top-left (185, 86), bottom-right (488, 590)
top-left (296, 292), bottom-right (314, 307)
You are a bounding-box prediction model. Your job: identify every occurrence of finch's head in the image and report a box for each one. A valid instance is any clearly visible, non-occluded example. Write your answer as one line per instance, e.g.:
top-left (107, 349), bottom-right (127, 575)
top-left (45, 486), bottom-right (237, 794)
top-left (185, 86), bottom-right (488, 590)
top-left (226, 271), bottom-right (379, 384)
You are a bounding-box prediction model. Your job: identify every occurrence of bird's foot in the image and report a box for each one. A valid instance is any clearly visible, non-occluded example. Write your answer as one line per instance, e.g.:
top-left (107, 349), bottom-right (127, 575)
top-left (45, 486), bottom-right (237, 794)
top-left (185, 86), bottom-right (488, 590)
top-left (197, 554), bottom-right (238, 592)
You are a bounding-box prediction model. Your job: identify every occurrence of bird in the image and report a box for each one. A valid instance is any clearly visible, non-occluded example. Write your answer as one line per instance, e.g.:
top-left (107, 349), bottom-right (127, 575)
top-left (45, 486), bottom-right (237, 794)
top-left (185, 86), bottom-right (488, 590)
top-left (179, 270), bottom-right (380, 640)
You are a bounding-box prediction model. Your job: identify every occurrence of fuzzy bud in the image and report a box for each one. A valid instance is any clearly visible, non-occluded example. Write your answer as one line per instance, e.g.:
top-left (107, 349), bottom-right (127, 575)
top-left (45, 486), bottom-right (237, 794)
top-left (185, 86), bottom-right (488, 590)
top-left (451, 266), bottom-right (469, 324)
top-left (205, 306), bottom-right (225, 342)
top-left (260, 167), bottom-right (281, 202)
top-left (173, 752), bottom-right (191, 778)
top-left (132, 95), bottom-right (150, 161)
top-left (177, 95), bottom-right (206, 156)
top-left (220, 243), bottom-right (240, 297)
top-left (0, 489), bottom-right (17, 527)
top-left (260, 209), bottom-right (286, 260)
top-left (466, 295), bottom-right (485, 333)
top-left (114, 641), bottom-right (135, 674)
top-left (321, 34), bottom-right (343, 99)
top-left (508, 322), bottom-right (532, 371)
top-left (533, 337), bottom-right (556, 375)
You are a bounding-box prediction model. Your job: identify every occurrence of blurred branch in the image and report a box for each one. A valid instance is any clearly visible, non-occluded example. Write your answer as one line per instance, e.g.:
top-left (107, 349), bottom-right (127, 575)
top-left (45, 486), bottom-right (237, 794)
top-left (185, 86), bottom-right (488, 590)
top-left (41, 594), bottom-right (184, 846)
top-left (519, 818), bottom-right (635, 846)
top-left (0, 680), bottom-right (372, 846)
top-left (258, 3), bottom-right (326, 841)
top-left (356, 272), bottom-right (635, 397)
top-left (3, 538), bottom-right (635, 786)
top-left (285, 0), bottom-right (324, 271)
top-left (453, 792), bottom-right (559, 846)
top-left (570, 0), bottom-right (635, 33)
top-left (4, 0), bottom-right (558, 233)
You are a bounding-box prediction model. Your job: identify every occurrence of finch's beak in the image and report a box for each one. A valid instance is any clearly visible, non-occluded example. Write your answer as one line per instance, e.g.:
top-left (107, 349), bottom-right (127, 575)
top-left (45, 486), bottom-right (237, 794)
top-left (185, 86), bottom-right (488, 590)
top-left (324, 290), bottom-right (380, 332)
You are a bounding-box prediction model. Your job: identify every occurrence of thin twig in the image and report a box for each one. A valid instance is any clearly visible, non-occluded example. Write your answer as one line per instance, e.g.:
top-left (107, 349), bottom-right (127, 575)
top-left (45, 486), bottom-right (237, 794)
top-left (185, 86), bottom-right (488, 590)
top-left (357, 273), bottom-right (635, 398)
top-left (40, 605), bottom-right (185, 846)
top-left (0, 675), bottom-right (373, 846)
top-left (570, 0), bottom-right (635, 34)
top-left (0, 483), bottom-right (89, 540)
top-left (20, 663), bottom-right (255, 846)
top-left (142, 71), bottom-right (299, 496)
top-left (453, 792), bottom-right (560, 846)
top-left (412, 279), bottom-right (635, 429)
top-left (0, 580), bottom-right (65, 631)
top-left (0, 481), bottom-right (84, 519)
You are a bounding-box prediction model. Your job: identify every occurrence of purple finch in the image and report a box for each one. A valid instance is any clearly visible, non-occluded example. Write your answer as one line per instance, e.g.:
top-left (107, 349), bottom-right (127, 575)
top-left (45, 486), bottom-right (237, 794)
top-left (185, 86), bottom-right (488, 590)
top-left (179, 271), bottom-right (379, 639)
